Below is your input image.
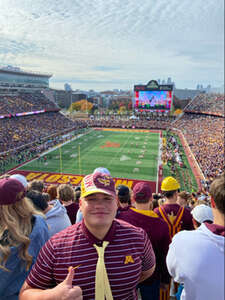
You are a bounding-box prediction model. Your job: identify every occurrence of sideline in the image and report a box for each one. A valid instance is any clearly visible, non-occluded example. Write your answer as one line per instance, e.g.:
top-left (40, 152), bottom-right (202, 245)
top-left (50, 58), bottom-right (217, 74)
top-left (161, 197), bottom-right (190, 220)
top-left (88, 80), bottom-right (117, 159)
top-left (15, 129), bottom-right (93, 170)
top-left (39, 128), bottom-right (94, 157)
top-left (171, 128), bottom-right (205, 189)
top-left (156, 131), bottom-right (162, 193)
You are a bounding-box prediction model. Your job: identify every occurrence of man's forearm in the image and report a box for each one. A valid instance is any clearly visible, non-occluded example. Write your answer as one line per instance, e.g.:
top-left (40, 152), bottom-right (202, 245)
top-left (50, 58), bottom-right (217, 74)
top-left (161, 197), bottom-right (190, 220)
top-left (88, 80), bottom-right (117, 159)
top-left (19, 277), bottom-right (83, 300)
top-left (19, 285), bottom-right (57, 300)
top-left (139, 264), bottom-right (156, 283)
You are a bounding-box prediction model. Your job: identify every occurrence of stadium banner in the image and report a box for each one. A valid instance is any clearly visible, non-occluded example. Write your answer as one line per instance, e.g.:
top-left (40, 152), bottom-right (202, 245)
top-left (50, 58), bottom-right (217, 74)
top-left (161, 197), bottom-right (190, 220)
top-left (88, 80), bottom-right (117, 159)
top-left (9, 170), bottom-right (156, 191)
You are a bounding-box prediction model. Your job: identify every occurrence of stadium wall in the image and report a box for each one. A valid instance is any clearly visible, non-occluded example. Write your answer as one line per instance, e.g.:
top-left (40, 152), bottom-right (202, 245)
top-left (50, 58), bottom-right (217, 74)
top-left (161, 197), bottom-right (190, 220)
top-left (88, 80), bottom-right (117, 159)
top-left (8, 170), bottom-right (157, 191)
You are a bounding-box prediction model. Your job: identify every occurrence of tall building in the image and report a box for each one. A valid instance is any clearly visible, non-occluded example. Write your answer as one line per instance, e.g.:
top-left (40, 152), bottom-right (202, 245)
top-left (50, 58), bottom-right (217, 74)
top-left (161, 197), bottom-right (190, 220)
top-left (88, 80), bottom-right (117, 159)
top-left (0, 66), bottom-right (52, 89)
top-left (64, 83), bottom-right (72, 91)
top-left (167, 77), bottom-right (172, 84)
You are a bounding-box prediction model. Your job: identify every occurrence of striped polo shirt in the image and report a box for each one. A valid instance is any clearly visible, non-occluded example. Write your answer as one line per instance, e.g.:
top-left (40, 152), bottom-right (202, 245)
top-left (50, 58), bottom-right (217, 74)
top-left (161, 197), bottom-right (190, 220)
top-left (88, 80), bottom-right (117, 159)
top-left (26, 219), bottom-right (155, 300)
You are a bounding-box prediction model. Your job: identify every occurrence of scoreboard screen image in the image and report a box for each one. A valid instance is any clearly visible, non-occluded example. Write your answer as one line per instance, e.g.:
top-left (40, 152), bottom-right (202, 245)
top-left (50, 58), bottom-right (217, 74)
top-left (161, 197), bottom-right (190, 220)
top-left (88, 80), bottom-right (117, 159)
top-left (135, 90), bottom-right (172, 111)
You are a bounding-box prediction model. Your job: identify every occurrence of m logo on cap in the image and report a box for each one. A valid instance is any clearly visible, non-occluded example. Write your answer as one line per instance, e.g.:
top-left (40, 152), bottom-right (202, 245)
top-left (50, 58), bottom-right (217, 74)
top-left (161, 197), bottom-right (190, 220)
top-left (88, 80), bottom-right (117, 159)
top-left (81, 172), bottom-right (116, 198)
top-left (98, 177), bottom-right (111, 186)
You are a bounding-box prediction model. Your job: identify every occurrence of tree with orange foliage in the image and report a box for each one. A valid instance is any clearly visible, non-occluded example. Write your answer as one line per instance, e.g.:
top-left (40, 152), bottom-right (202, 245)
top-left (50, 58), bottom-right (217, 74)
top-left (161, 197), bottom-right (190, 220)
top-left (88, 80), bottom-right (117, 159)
top-left (70, 100), bottom-right (93, 112)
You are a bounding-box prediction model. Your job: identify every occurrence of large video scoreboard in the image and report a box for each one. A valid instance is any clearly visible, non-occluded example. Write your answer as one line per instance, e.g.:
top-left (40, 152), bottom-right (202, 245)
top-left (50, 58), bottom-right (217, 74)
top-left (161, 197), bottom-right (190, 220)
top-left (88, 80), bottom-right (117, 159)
top-left (134, 80), bottom-right (173, 112)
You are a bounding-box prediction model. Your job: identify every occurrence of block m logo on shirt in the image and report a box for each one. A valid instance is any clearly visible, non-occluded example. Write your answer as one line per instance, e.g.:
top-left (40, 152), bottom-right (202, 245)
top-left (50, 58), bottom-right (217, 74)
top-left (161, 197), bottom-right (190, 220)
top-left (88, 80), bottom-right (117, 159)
top-left (124, 255), bottom-right (134, 264)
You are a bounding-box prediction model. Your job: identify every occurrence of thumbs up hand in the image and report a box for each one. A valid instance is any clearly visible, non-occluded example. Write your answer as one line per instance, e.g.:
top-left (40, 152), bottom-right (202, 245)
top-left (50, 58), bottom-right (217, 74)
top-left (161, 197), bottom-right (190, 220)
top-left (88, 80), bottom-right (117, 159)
top-left (52, 267), bottom-right (83, 300)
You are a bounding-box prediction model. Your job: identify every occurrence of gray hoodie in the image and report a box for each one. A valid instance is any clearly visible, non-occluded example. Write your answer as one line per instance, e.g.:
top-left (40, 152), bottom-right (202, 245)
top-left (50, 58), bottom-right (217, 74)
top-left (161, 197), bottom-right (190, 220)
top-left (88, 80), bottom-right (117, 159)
top-left (46, 200), bottom-right (71, 237)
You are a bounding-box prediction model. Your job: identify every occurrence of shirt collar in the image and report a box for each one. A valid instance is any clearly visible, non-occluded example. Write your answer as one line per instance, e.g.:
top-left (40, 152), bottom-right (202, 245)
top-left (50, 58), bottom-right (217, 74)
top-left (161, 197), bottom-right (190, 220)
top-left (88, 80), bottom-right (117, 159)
top-left (205, 222), bottom-right (225, 237)
top-left (81, 219), bottom-right (117, 246)
top-left (131, 207), bottom-right (159, 218)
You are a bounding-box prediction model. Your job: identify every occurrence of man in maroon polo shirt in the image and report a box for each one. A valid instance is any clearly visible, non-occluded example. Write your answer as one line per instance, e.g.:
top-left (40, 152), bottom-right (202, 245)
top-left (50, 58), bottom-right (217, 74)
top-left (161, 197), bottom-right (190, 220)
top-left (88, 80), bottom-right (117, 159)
top-left (20, 172), bottom-right (156, 300)
top-left (117, 181), bottom-right (171, 300)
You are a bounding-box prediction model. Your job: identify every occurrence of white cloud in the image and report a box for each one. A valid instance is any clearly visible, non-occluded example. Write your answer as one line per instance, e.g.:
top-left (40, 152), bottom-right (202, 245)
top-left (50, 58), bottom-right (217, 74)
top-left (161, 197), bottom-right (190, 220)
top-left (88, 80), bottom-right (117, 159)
top-left (0, 0), bottom-right (224, 90)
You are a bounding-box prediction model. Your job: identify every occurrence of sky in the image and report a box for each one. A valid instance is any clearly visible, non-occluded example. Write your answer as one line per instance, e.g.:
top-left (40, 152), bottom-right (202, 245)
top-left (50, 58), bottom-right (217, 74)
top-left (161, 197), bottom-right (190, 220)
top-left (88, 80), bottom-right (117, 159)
top-left (0, 0), bottom-right (224, 91)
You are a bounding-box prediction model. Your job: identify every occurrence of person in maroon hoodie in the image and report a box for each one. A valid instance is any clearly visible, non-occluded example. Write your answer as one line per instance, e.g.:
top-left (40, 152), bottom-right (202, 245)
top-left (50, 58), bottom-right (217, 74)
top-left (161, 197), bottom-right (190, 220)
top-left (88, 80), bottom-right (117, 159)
top-left (57, 184), bottom-right (79, 224)
top-left (117, 182), bottom-right (171, 300)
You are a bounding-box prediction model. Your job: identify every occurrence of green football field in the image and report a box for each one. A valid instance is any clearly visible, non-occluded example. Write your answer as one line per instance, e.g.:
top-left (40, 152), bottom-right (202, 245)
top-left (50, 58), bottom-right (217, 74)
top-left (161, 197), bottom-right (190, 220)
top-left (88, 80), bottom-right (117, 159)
top-left (19, 129), bottom-right (160, 181)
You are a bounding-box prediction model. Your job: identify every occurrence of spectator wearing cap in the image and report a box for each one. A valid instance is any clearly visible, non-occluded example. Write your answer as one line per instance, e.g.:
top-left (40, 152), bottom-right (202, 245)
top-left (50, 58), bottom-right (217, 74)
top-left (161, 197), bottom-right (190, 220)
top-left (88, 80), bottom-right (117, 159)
top-left (20, 171), bottom-right (156, 300)
top-left (93, 167), bottom-right (111, 175)
top-left (172, 203), bottom-right (214, 300)
top-left (116, 184), bottom-right (131, 216)
top-left (76, 167), bottom-right (111, 223)
top-left (0, 178), bottom-right (49, 299)
top-left (191, 204), bottom-right (213, 229)
top-left (117, 182), bottom-right (171, 300)
top-left (26, 190), bottom-right (71, 238)
top-left (57, 184), bottom-right (79, 224)
top-left (166, 174), bottom-right (225, 300)
top-left (10, 174), bottom-right (28, 190)
top-left (154, 177), bottom-right (194, 298)
top-left (154, 177), bottom-right (194, 239)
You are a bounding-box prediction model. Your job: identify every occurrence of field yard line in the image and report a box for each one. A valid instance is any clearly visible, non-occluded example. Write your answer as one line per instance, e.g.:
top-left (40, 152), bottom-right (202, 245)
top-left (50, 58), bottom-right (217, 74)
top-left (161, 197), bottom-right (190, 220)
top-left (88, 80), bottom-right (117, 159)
top-left (40, 129), bottom-right (94, 156)
top-left (16, 129), bottom-right (94, 170)
top-left (107, 131), bottom-right (134, 169)
top-left (73, 132), bottom-right (109, 172)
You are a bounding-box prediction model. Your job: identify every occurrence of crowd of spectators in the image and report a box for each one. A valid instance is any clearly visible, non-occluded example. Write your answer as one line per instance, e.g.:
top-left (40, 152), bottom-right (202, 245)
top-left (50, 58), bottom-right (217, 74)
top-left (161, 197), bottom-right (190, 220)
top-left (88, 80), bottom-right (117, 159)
top-left (184, 93), bottom-right (224, 116)
top-left (0, 91), bottom-right (224, 183)
top-left (0, 111), bottom-right (88, 174)
top-left (87, 114), bottom-right (174, 130)
top-left (0, 91), bottom-right (58, 115)
top-left (174, 113), bottom-right (224, 181)
top-left (1, 171), bottom-right (223, 300)
top-left (0, 112), bottom-right (87, 153)
top-left (0, 89), bottom-right (224, 299)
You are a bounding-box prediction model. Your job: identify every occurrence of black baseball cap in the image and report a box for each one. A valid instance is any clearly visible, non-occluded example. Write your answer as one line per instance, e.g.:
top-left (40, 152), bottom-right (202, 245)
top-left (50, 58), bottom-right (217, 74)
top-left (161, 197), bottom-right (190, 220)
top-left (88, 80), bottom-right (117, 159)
top-left (116, 185), bottom-right (130, 197)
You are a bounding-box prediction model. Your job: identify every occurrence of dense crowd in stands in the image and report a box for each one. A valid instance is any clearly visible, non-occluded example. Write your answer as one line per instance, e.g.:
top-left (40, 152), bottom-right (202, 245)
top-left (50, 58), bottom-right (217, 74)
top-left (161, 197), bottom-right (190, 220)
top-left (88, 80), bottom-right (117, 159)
top-left (184, 93), bottom-right (224, 116)
top-left (0, 89), bottom-right (224, 300)
top-left (174, 113), bottom-right (224, 180)
top-left (0, 92), bottom-right (224, 183)
top-left (0, 112), bottom-right (87, 153)
top-left (0, 91), bottom-right (57, 114)
top-left (87, 114), bottom-right (174, 130)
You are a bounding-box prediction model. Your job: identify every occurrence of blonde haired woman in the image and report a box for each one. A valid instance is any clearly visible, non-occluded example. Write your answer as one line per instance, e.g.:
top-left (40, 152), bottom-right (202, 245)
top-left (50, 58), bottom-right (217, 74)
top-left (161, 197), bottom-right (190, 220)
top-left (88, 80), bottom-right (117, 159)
top-left (0, 178), bottom-right (49, 300)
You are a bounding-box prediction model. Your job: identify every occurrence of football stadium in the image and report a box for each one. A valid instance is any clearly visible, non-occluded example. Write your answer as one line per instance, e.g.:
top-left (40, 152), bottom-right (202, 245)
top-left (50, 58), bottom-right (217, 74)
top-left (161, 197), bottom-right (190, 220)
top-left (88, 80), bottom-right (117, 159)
top-left (0, 65), bottom-right (224, 300)
top-left (1, 72), bottom-right (221, 194)
top-left (0, 1), bottom-right (224, 299)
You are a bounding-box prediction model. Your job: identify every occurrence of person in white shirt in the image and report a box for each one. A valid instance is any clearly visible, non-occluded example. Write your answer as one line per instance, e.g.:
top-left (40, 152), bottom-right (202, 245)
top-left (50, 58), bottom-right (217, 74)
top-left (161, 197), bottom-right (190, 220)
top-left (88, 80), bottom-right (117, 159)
top-left (166, 174), bottom-right (224, 300)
